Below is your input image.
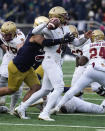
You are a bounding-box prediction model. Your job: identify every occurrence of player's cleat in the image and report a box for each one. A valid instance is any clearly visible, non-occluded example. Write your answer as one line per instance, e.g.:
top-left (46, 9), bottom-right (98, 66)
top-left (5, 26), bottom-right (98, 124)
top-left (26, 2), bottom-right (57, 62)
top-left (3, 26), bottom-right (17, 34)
top-left (0, 106), bottom-right (9, 113)
top-left (30, 98), bottom-right (44, 107)
top-left (50, 106), bottom-right (60, 115)
top-left (38, 112), bottom-right (55, 121)
top-left (14, 106), bottom-right (30, 119)
top-left (96, 86), bottom-right (105, 97)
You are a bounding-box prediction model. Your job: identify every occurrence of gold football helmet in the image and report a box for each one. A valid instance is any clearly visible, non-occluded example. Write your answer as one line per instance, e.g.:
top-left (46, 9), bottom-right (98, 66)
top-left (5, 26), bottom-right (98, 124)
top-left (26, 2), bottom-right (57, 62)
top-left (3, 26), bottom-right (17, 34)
top-left (69, 25), bottom-right (79, 38)
top-left (33, 16), bottom-right (49, 27)
top-left (1, 21), bottom-right (16, 41)
top-left (49, 6), bottom-right (68, 24)
top-left (91, 29), bottom-right (105, 42)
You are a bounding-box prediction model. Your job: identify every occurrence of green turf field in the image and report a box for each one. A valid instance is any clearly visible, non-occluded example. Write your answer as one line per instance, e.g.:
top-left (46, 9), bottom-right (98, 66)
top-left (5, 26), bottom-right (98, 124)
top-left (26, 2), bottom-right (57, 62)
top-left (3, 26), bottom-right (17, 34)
top-left (63, 61), bottom-right (76, 85)
top-left (0, 61), bottom-right (105, 131)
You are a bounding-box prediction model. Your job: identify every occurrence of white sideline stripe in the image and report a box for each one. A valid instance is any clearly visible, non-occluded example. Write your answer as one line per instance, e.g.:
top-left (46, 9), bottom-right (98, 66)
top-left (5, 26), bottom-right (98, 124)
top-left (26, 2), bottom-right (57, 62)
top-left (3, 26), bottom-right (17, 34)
top-left (85, 92), bottom-right (96, 94)
top-left (0, 123), bottom-right (105, 129)
top-left (28, 112), bottom-right (105, 117)
top-left (63, 74), bottom-right (72, 77)
top-left (84, 98), bottom-right (104, 101)
top-left (63, 80), bottom-right (71, 81)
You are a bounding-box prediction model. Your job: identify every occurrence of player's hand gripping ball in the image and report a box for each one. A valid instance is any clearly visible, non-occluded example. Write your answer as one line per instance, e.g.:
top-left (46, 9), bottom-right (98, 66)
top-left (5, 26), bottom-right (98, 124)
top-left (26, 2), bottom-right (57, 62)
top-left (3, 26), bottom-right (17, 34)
top-left (47, 18), bottom-right (61, 30)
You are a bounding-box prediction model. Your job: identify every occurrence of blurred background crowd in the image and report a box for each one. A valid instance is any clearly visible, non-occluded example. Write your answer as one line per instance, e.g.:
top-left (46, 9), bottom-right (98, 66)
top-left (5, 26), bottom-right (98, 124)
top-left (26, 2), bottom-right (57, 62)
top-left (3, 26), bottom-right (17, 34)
top-left (0, 0), bottom-right (105, 24)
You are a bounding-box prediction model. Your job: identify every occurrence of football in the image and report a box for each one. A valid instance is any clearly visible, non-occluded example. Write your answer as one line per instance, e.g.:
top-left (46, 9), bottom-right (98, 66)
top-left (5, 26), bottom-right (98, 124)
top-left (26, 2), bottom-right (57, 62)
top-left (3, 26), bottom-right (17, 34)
top-left (47, 17), bottom-right (61, 30)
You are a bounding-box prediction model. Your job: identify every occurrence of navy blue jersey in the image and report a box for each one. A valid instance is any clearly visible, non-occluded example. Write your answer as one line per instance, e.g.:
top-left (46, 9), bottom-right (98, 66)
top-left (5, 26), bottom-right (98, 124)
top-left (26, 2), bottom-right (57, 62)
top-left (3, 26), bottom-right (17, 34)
top-left (13, 29), bottom-right (43, 72)
top-left (33, 53), bottom-right (44, 70)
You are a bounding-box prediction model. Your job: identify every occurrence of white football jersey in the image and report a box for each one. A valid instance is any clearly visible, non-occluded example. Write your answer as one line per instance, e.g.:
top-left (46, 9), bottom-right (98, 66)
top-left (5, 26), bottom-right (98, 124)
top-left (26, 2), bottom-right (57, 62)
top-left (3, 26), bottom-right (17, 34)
top-left (82, 39), bottom-right (91, 58)
top-left (0, 29), bottom-right (25, 77)
top-left (69, 44), bottom-right (83, 57)
top-left (89, 40), bottom-right (105, 64)
top-left (69, 35), bottom-right (90, 57)
top-left (32, 23), bottom-right (83, 64)
top-left (43, 25), bottom-right (70, 62)
top-left (0, 29), bottom-right (25, 55)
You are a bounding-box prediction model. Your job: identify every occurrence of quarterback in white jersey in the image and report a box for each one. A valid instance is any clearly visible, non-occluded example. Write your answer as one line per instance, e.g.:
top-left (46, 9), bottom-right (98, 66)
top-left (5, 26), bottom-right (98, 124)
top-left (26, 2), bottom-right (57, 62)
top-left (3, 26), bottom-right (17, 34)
top-left (15, 7), bottom-right (90, 121)
top-left (0, 21), bottom-right (25, 113)
top-left (52, 29), bottom-right (105, 118)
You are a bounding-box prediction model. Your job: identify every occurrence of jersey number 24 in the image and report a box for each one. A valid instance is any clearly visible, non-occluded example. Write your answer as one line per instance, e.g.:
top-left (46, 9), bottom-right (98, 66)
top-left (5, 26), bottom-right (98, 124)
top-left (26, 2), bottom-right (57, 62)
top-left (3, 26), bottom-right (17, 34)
top-left (90, 47), bottom-right (105, 59)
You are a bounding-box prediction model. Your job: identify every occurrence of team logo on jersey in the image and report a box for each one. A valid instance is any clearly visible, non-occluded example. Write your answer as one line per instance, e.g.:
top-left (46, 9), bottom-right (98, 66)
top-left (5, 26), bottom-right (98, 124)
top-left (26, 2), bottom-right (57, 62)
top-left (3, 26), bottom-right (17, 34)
top-left (35, 55), bottom-right (44, 62)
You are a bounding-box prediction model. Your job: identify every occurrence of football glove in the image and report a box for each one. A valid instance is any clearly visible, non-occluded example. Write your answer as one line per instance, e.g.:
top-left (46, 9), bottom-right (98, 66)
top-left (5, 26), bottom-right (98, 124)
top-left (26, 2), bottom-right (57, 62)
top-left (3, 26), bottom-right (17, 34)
top-left (63, 33), bottom-right (75, 43)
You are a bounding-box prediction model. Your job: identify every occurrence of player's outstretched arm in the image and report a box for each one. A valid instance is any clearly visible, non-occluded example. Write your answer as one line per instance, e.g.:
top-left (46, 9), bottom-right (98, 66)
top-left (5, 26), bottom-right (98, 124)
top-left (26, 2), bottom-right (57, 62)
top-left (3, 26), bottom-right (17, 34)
top-left (73, 30), bottom-right (92, 47)
top-left (42, 33), bottom-right (75, 47)
top-left (32, 23), bottom-right (48, 35)
top-left (29, 33), bottom-right (75, 47)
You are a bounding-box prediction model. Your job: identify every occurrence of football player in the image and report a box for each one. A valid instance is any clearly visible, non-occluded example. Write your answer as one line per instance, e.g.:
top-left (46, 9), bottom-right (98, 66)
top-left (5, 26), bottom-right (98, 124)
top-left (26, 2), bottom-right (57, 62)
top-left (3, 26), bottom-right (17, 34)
top-left (0, 15), bottom-right (75, 119)
top-left (32, 16), bottom-right (45, 80)
top-left (50, 95), bottom-right (105, 114)
top-left (15, 6), bottom-right (92, 121)
top-left (0, 21), bottom-right (25, 114)
top-left (52, 29), bottom-right (105, 119)
top-left (69, 25), bottom-right (105, 97)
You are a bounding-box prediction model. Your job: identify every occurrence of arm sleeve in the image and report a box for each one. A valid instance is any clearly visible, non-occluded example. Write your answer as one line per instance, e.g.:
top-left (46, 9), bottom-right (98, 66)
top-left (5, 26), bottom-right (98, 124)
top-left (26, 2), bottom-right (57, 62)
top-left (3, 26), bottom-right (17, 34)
top-left (32, 23), bottom-right (47, 35)
top-left (78, 34), bottom-right (88, 46)
top-left (72, 36), bottom-right (87, 47)
top-left (42, 38), bottom-right (63, 47)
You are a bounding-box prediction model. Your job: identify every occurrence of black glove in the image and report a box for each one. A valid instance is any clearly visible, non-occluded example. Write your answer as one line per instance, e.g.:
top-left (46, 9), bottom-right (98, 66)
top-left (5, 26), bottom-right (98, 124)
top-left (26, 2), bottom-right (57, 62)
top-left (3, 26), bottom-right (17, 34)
top-left (62, 33), bottom-right (75, 43)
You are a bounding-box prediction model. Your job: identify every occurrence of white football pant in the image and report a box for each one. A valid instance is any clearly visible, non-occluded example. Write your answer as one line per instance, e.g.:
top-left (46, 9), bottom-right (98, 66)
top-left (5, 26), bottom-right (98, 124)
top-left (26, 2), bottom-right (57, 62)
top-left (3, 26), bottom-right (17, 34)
top-left (56, 64), bottom-right (105, 109)
top-left (20, 58), bottom-right (64, 114)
